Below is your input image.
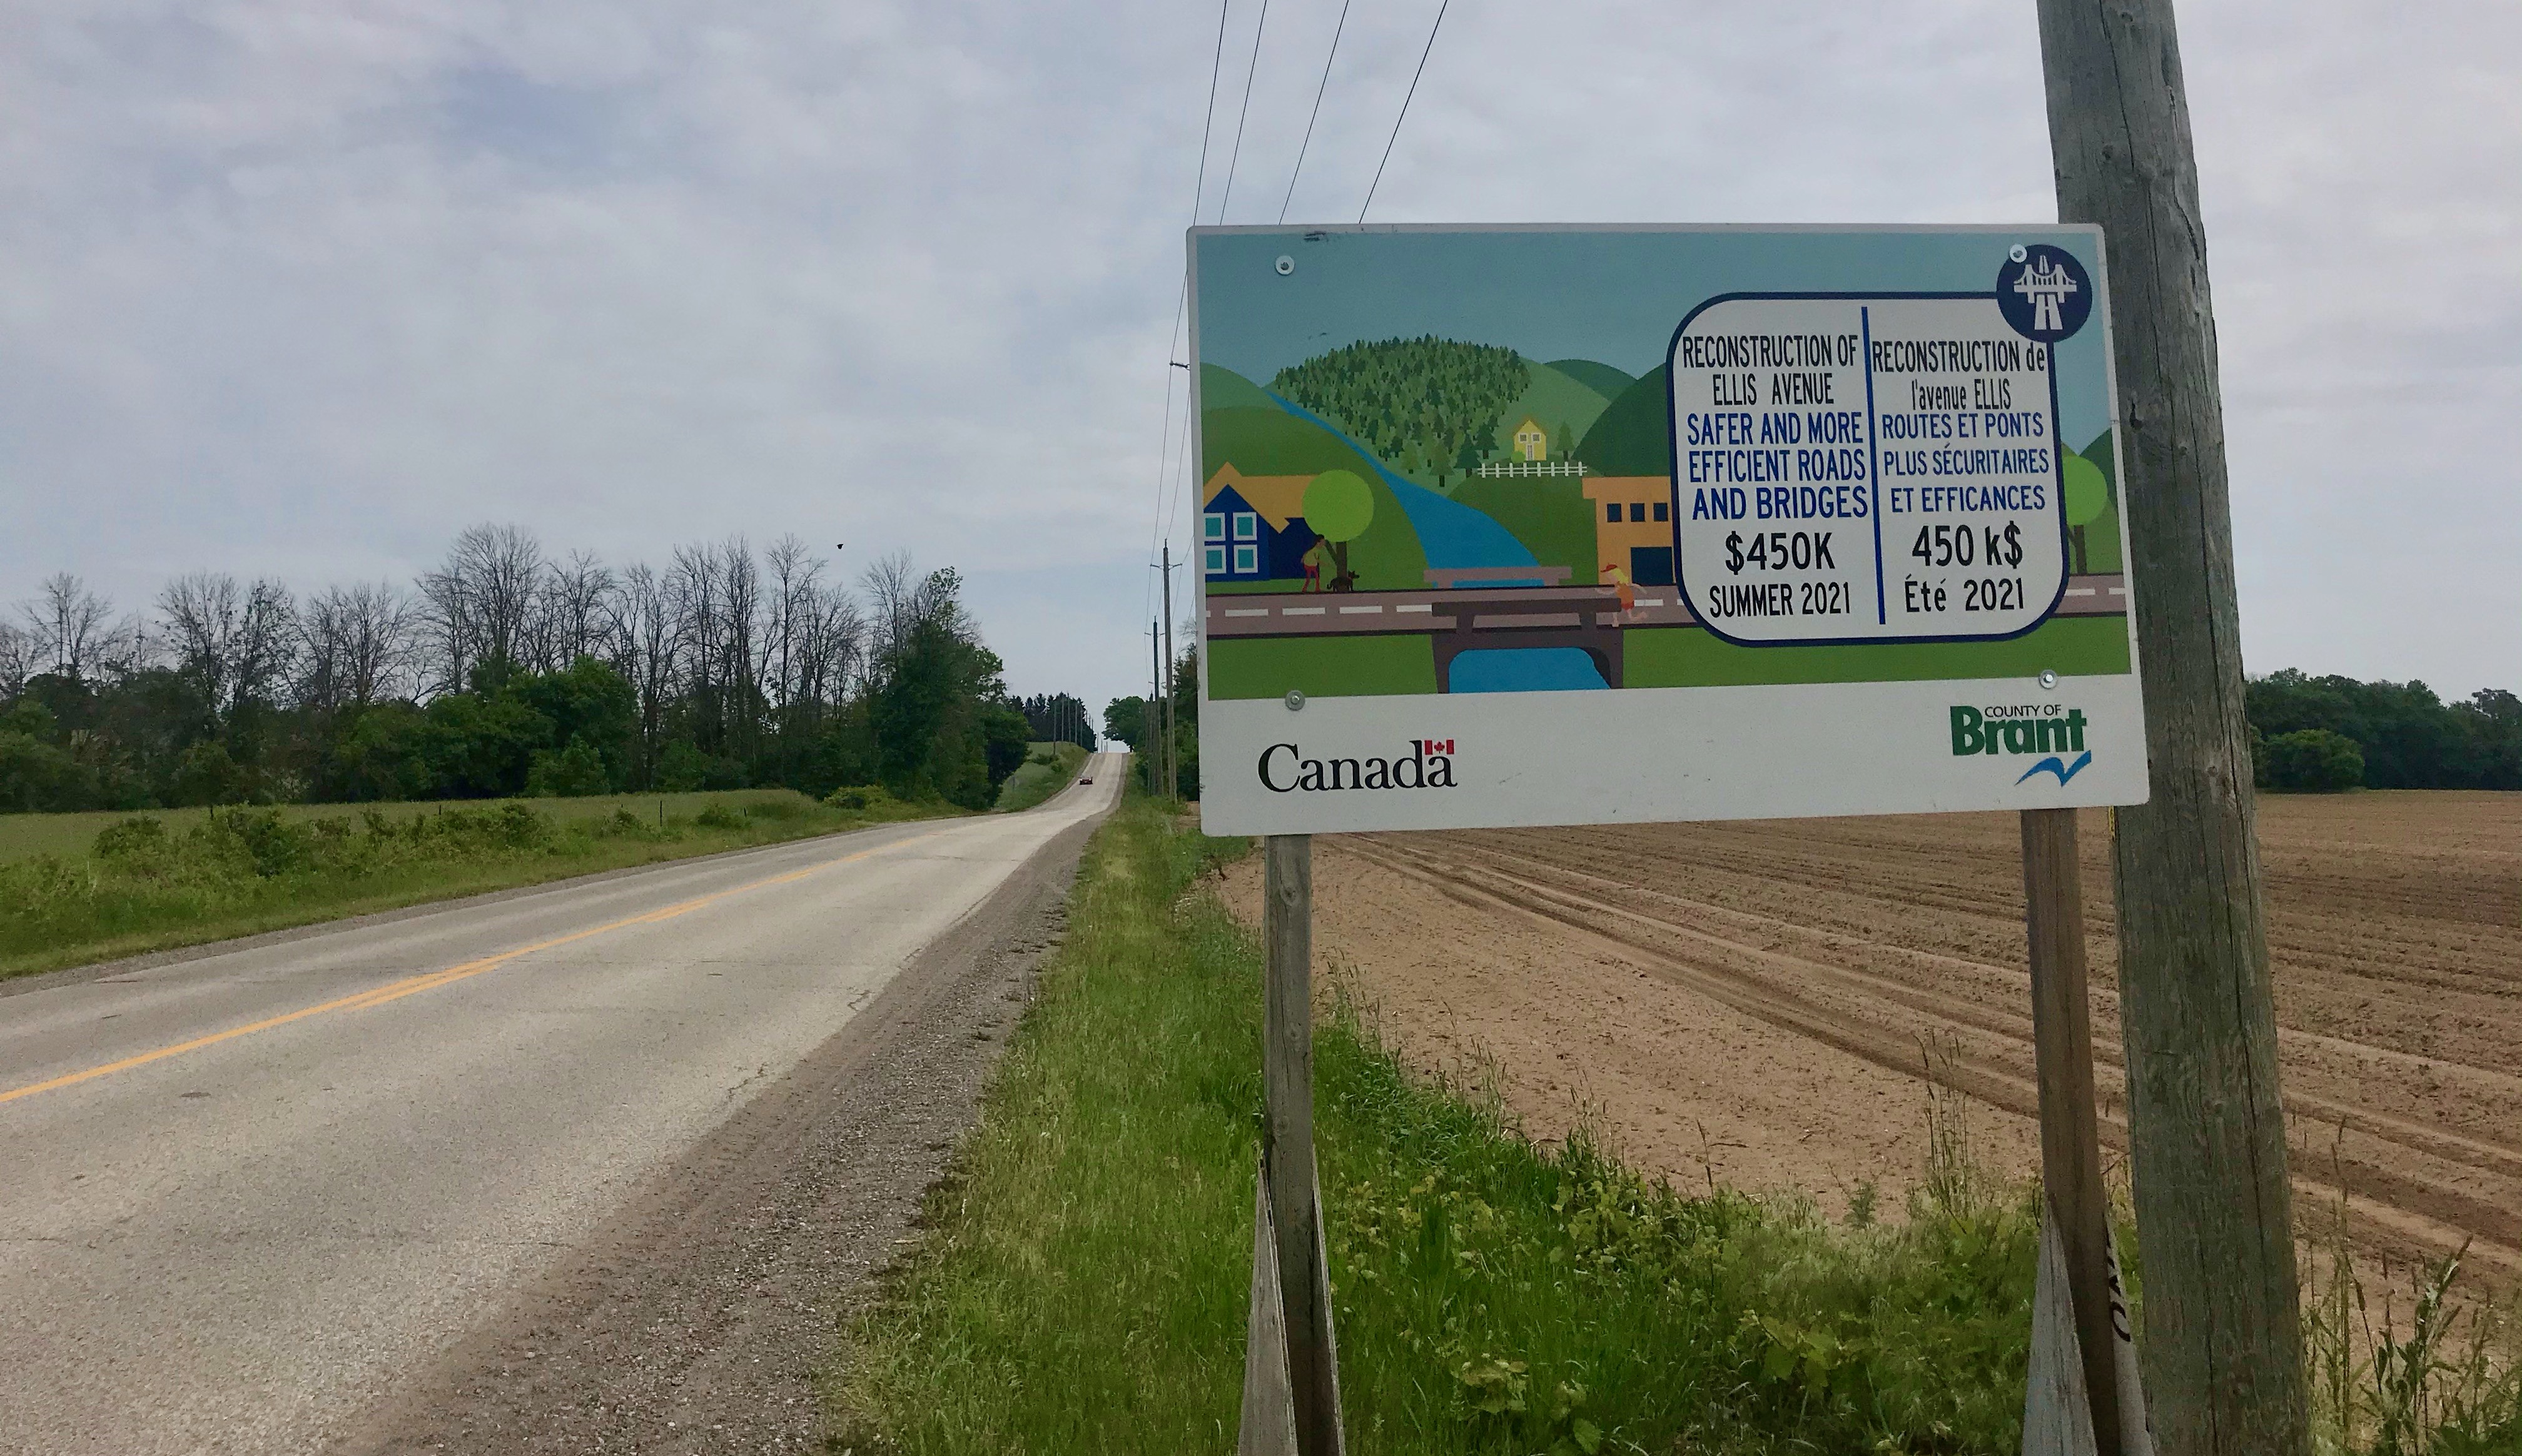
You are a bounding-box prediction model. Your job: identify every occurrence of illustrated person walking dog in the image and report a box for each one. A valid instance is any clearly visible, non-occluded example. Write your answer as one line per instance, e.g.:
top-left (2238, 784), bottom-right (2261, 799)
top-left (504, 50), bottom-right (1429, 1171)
top-left (1302, 534), bottom-right (1329, 592)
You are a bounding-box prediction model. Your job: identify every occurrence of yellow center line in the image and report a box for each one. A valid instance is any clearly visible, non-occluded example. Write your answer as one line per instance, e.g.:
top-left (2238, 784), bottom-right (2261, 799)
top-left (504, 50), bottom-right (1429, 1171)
top-left (0, 826), bottom-right (957, 1108)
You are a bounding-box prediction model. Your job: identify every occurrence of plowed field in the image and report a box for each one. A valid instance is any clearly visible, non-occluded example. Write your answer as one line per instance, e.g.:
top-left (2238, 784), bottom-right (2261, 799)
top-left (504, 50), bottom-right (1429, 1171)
top-left (1217, 792), bottom-right (2521, 1281)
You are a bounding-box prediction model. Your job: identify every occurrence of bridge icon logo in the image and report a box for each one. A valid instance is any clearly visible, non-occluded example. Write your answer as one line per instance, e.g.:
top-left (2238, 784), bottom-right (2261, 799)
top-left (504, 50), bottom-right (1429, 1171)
top-left (1995, 243), bottom-right (2095, 343)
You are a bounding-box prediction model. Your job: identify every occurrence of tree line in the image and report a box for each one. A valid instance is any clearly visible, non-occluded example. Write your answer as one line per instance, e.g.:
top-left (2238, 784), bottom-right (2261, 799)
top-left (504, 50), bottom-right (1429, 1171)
top-left (0, 525), bottom-right (1053, 814)
top-left (1100, 644), bottom-right (1198, 802)
top-left (2247, 669), bottom-right (2519, 792)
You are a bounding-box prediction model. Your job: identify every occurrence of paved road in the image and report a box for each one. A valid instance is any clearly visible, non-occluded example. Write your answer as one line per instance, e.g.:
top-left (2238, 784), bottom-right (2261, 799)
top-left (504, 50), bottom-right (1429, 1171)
top-left (0, 757), bottom-right (1123, 1455)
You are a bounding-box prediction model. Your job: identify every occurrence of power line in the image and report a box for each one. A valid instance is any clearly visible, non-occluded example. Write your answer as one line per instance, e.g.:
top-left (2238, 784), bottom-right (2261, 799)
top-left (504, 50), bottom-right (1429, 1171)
top-left (1278, 0), bottom-right (1352, 224)
top-left (1188, 0), bottom-right (1235, 225)
top-left (1358, 0), bottom-right (1449, 224)
top-left (1212, 0), bottom-right (1273, 224)
top-left (1148, 0), bottom-right (1237, 622)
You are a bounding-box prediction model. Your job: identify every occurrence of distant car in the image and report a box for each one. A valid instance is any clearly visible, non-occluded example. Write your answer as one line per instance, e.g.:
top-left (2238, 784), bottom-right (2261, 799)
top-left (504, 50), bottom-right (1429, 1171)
top-left (1080, 776), bottom-right (1094, 784)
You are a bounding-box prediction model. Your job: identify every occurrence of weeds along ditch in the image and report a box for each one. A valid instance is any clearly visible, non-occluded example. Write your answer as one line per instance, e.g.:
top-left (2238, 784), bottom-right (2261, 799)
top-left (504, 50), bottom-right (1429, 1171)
top-left (0, 786), bottom-right (952, 979)
top-left (834, 798), bottom-right (2522, 1456)
top-left (845, 802), bottom-right (1992, 1453)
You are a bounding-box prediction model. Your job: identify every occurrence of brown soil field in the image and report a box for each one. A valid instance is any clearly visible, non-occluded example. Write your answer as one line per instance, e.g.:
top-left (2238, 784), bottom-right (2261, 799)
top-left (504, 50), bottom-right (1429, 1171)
top-left (1217, 791), bottom-right (2522, 1282)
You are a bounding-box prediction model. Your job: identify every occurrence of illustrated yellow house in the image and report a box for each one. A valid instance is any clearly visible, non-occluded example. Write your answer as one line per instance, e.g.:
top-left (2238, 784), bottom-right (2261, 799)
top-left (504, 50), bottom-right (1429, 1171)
top-left (1583, 477), bottom-right (1676, 587)
top-left (1202, 463), bottom-right (1317, 580)
top-left (1511, 416), bottom-right (1549, 462)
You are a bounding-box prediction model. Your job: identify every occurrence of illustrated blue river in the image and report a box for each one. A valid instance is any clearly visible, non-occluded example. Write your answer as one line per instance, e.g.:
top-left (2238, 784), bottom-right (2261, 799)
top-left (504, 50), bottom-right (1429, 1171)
top-left (1265, 394), bottom-right (1607, 691)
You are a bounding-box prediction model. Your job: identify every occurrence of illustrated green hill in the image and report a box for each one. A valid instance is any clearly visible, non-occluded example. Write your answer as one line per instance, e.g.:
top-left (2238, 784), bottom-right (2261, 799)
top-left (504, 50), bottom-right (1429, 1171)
top-left (1575, 365), bottom-right (1673, 476)
top-left (1546, 358), bottom-right (1637, 401)
top-left (1487, 361), bottom-right (1611, 460)
top-left (1450, 475), bottom-right (1598, 585)
top-left (1198, 362), bottom-right (1277, 413)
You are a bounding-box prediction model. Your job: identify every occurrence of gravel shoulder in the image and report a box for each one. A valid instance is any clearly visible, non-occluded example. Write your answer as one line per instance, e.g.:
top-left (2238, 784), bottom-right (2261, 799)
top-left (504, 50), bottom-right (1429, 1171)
top-left (331, 812), bottom-right (1096, 1456)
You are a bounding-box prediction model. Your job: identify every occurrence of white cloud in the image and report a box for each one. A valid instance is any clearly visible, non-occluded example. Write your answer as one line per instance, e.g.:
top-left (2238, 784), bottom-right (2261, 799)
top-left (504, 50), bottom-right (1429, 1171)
top-left (1, 0), bottom-right (2513, 709)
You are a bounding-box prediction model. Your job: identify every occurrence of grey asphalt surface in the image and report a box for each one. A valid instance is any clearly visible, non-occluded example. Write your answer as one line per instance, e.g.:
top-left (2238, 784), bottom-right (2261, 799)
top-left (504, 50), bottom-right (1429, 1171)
top-left (0, 756), bottom-right (1123, 1455)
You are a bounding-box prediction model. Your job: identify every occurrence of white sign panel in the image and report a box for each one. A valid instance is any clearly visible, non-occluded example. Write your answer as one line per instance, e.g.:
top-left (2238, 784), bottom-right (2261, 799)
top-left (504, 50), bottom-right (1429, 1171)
top-left (1189, 225), bottom-right (2145, 835)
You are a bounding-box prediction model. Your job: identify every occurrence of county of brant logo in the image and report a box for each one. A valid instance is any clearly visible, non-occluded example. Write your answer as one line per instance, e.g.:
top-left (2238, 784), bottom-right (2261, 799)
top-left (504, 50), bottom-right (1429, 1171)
top-left (1950, 705), bottom-right (2094, 786)
top-left (1258, 739), bottom-right (1458, 794)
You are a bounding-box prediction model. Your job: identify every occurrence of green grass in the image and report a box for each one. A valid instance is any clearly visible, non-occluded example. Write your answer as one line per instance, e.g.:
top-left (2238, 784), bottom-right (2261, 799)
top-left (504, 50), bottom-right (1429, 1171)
top-left (0, 788), bottom-right (963, 981)
top-left (995, 742), bottom-right (1089, 812)
top-left (833, 799), bottom-right (2077, 1454)
top-left (1208, 634), bottom-right (1440, 700)
top-left (1626, 615), bottom-right (2134, 687)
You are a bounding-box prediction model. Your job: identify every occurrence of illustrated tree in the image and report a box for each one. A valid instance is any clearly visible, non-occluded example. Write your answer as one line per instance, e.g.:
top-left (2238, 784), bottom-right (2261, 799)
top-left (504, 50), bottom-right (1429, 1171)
top-left (2062, 452), bottom-right (2110, 574)
top-left (1301, 470), bottom-right (1375, 592)
top-left (1271, 336), bottom-right (1527, 490)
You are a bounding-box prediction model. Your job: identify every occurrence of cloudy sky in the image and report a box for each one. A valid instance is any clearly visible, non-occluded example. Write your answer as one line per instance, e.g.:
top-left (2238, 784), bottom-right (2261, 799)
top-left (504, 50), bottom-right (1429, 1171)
top-left (2, 0), bottom-right (2514, 710)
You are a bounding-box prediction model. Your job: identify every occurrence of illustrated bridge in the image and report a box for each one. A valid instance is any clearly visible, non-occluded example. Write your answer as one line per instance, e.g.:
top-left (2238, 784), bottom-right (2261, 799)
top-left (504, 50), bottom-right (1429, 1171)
top-left (1205, 569), bottom-right (2132, 692)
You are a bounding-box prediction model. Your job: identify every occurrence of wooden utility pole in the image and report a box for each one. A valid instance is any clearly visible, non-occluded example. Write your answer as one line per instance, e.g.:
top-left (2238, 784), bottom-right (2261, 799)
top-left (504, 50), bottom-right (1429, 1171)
top-left (1161, 545), bottom-right (1180, 801)
top-left (2023, 808), bottom-right (2124, 1456)
top-left (2037, 6), bottom-right (2308, 1453)
top-left (1252, 834), bottom-right (1343, 1454)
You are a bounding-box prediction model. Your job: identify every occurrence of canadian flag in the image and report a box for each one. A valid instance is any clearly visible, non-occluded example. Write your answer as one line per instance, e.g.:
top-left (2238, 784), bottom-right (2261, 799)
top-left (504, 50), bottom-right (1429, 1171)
top-left (1420, 739), bottom-right (1454, 756)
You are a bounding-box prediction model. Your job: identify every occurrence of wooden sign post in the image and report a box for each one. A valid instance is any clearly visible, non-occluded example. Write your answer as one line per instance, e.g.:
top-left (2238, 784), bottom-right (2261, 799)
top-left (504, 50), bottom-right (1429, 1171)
top-left (2020, 807), bottom-right (2148, 1456)
top-left (1240, 834), bottom-right (1345, 1455)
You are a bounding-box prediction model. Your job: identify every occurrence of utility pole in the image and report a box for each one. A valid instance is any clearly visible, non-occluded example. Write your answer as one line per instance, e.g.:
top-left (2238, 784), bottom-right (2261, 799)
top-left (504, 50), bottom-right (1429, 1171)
top-left (1149, 620), bottom-right (1163, 795)
top-left (1159, 546), bottom-right (1180, 801)
top-left (2037, 6), bottom-right (2307, 1454)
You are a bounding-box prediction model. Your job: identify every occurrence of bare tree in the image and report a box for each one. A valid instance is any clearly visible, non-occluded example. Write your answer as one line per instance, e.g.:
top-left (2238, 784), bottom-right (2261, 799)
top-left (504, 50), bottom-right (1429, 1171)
top-left (20, 574), bottom-right (120, 682)
top-left (859, 550), bottom-right (923, 666)
top-left (417, 523), bottom-right (544, 691)
top-left (159, 572), bottom-right (299, 719)
top-left (300, 582), bottom-right (415, 711)
top-left (793, 579), bottom-right (864, 719)
top-left (606, 562), bottom-right (680, 786)
top-left (535, 550), bottom-right (615, 671)
top-left (0, 619), bottom-right (33, 700)
top-left (762, 536), bottom-right (861, 735)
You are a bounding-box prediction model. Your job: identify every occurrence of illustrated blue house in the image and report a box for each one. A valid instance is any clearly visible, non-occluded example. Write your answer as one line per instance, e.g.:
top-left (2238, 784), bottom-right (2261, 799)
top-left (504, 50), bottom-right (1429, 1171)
top-left (1201, 466), bottom-right (1315, 582)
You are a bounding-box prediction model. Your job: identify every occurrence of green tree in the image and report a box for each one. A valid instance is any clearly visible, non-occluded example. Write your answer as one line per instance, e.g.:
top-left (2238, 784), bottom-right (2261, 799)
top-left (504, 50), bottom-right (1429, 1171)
top-left (1302, 470), bottom-right (1375, 592)
top-left (2062, 452), bottom-right (2111, 574)
top-left (2260, 728), bottom-right (2364, 792)
top-left (513, 656), bottom-right (637, 791)
top-left (1102, 695), bottom-right (1147, 751)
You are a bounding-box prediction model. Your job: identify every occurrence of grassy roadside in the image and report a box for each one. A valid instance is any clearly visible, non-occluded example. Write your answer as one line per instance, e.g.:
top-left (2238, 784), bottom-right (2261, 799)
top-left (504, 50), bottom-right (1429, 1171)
top-left (0, 787), bottom-right (961, 982)
top-left (993, 742), bottom-right (1090, 814)
top-left (838, 799), bottom-right (2062, 1453)
top-left (834, 799), bottom-right (2522, 1455)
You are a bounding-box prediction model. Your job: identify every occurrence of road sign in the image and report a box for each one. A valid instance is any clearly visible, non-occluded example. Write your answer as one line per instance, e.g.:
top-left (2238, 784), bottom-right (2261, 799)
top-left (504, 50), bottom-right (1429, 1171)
top-left (1191, 225), bottom-right (2147, 836)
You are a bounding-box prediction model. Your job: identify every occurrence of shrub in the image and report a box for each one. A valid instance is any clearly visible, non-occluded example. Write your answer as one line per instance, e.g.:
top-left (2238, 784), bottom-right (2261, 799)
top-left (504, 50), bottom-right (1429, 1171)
top-left (2264, 728), bottom-right (2366, 792)
top-left (694, 804), bottom-right (746, 830)
top-left (525, 738), bottom-right (610, 797)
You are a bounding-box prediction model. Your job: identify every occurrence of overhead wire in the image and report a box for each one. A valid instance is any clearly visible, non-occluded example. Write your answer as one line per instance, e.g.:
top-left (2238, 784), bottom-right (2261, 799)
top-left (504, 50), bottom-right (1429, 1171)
top-left (1166, 0), bottom-right (1274, 577)
top-left (1278, 0), bottom-right (1352, 224)
top-left (1211, 0), bottom-right (1274, 225)
top-left (1147, 0), bottom-right (1237, 624)
top-left (1358, 0), bottom-right (1449, 223)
